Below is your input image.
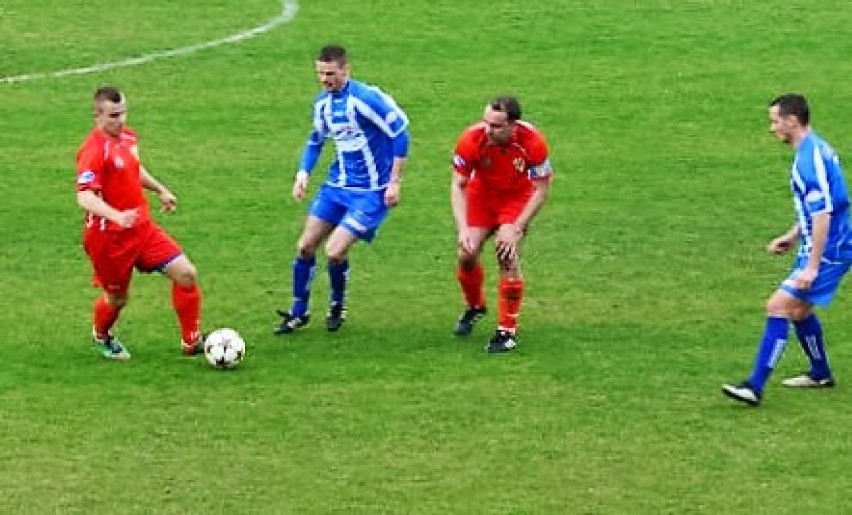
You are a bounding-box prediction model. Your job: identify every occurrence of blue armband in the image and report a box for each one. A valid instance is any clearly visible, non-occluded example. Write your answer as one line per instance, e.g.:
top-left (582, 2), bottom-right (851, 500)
top-left (392, 130), bottom-right (410, 159)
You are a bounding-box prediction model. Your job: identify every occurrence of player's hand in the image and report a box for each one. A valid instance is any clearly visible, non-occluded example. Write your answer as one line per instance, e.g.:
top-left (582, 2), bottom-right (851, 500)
top-left (114, 209), bottom-right (140, 229)
top-left (159, 189), bottom-right (177, 213)
top-left (495, 224), bottom-right (523, 262)
top-left (457, 227), bottom-right (476, 255)
top-left (385, 182), bottom-right (401, 207)
top-left (292, 173), bottom-right (309, 201)
top-left (793, 267), bottom-right (818, 290)
top-left (767, 236), bottom-right (795, 255)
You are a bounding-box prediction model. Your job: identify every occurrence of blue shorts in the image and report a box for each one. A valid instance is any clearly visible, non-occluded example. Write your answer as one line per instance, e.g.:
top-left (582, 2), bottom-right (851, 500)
top-left (308, 184), bottom-right (389, 242)
top-left (780, 255), bottom-right (852, 307)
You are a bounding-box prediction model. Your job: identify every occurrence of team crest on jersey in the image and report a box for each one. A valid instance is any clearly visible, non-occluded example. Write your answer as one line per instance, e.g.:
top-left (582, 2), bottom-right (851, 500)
top-left (513, 158), bottom-right (525, 173)
top-left (114, 156), bottom-right (125, 169)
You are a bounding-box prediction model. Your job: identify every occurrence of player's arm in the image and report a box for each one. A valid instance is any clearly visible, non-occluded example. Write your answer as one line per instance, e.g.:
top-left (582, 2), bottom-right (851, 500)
top-left (140, 165), bottom-right (177, 213)
top-left (384, 129), bottom-right (409, 206)
top-left (768, 223), bottom-right (800, 254)
top-left (76, 190), bottom-right (138, 229)
top-left (796, 149), bottom-right (834, 287)
top-left (293, 123), bottom-right (327, 201)
top-left (807, 213), bottom-right (830, 270)
top-left (515, 153), bottom-right (554, 231)
top-left (451, 168), bottom-right (478, 254)
top-left (450, 170), bottom-right (469, 231)
top-left (516, 177), bottom-right (551, 232)
top-left (76, 146), bottom-right (138, 227)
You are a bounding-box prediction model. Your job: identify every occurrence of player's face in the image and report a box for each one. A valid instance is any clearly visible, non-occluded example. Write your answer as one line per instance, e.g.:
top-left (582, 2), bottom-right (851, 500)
top-left (315, 60), bottom-right (349, 92)
top-left (95, 100), bottom-right (127, 138)
top-left (768, 105), bottom-right (794, 144)
top-left (483, 107), bottom-right (514, 145)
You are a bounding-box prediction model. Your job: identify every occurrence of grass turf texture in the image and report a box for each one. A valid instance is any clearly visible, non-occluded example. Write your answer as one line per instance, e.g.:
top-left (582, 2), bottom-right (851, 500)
top-left (2, 0), bottom-right (852, 512)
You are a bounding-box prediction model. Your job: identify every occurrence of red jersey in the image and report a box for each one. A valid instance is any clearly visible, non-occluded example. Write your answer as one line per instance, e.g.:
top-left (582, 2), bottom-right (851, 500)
top-left (76, 127), bottom-right (150, 231)
top-left (452, 120), bottom-right (553, 197)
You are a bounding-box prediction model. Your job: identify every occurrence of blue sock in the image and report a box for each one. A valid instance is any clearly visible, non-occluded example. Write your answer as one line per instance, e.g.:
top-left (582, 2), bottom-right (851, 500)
top-left (328, 259), bottom-right (349, 307)
top-left (290, 255), bottom-right (316, 317)
top-left (747, 316), bottom-right (789, 392)
top-left (793, 313), bottom-right (832, 379)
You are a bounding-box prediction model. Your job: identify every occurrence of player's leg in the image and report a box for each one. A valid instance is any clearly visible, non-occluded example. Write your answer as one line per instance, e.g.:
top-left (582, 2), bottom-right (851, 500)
top-left (140, 224), bottom-right (205, 354)
top-left (722, 289), bottom-right (810, 406)
top-left (323, 226), bottom-right (359, 331)
top-left (323, 189), bottom-right (389, 331)
top-left (782, 260), bottom-right (849, 387)
top-left (161, 255), bottom-right (204, 354)
top-left (454, 227), bottom-right (489, 336)
top-left (275, 185), bottom-right (342, 335)
top-left (454, 189), bottom-right (492, 337)
top-left (85, 232), bottom-right (135, 360)
top-left (285, 216), bottom-right (335, 321)
top-left (486, 223), bottom-right (524, 353)
top-left (786, 312), bottom-right (835, 387)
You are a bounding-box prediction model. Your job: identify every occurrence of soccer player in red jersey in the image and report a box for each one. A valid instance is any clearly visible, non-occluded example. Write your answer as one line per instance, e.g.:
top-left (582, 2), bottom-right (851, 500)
top-left (76, 86), bottom-right (204, 360)
top-left (450, 95), bottom-right (553, 353)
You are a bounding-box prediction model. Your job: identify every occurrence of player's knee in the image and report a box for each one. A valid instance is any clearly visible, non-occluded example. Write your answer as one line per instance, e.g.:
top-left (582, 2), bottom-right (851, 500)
top-left (173, 263), bottom-right (198, 287)
top-left (106, 292), bottom-right (128, 308)
top-left (498, 257), bottom-right (519, 274)
top-left (458, 253), bottom-right (479, 269)
top-left (765, 295), bottom-right (805, 319)
top-left (296, 238), bottom-right (318, 258)
top-left (765, 297), bottom-right (785, 316)
top-left (788, 305), bottom-right (812, 321)
top-left (325, 244), bottom-right (348, 264)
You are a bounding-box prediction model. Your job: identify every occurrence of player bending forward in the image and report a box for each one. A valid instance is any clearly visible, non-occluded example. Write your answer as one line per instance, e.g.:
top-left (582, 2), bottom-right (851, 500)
top-left (450, 95), bottom-right (553, 353)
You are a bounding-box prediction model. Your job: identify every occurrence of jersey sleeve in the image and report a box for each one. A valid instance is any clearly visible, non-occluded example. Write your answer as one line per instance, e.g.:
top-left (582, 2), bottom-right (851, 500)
top-left (798, 143), bottom-right (835, 215)
top-left (311, 98), bottom-right (330, 139)
top-left (76, 142), bottom-right (104, 192)
top-left (526, 132), bottom-right (553, 181)
top-left (354, 87), bottom-right (409, 138)
top-left (452, 132), bottom-right (477, 179)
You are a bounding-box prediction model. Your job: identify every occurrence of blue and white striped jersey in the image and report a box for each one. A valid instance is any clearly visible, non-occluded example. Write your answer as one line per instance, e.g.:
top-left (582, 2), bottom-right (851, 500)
top-left (304, 79), bottom-right (408, 190)
top-left (791, 131), bottom-right (852, 261)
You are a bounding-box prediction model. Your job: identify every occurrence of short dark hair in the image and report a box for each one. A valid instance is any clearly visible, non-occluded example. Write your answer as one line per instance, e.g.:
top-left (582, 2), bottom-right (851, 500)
top-left (489, 95), bottom-right (522, 122)
top-left (94, 85), bottom-right (123, 104)
top-left (770, 93), bottom-right (809, 125)
top-left (317, 45), bottom-right (347, 65)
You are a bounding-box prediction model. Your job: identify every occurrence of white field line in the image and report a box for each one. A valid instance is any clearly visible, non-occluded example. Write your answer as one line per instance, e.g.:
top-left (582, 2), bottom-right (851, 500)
top-left (0, 0), bottom-right (298, 85)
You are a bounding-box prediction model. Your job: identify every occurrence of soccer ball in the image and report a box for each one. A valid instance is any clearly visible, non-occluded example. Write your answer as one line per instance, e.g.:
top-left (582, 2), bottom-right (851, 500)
top-left (203, 328), bottom-right (246, 369)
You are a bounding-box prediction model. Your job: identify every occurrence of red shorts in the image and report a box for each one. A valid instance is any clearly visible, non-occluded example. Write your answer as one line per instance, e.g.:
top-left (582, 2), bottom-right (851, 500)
top-left (83, 221), bottom-right (183, 294)
top-left (466, 189), bottom-right (531, 229)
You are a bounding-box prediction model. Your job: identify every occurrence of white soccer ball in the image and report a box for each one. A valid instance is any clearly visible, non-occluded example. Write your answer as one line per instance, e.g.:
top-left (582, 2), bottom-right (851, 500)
top-left (203, 328), bottom-right (246, 369)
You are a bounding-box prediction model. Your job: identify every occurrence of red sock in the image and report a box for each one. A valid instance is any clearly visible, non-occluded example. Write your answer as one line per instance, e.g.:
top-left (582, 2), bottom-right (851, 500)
top-left (93, 295), bottom-right (121, 338)
top-left (172, 283), bottom-right (202, 344)
top-left (456, 263), bottom-right (486, 308)
top-left (498, 277), bottom-right (524, 333)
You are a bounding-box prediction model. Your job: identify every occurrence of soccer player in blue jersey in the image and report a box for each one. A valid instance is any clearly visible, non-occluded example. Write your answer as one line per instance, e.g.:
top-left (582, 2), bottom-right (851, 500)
top-left (274, 44), bottom-right (410, 335)
top-left (723, 94), bottom-right (852, 406)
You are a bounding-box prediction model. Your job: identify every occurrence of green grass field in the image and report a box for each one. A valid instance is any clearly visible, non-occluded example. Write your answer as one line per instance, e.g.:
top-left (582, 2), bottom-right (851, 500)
top-left (3, 0), bottom-right (852, 512)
